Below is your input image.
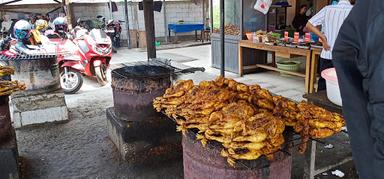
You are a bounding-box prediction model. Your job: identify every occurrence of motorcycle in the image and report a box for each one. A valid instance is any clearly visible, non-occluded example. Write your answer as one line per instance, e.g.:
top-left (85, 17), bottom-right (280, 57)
top-left (105, 20), bottom-right (122, 52)
top-left (47, 28), bottom-right (112, 94)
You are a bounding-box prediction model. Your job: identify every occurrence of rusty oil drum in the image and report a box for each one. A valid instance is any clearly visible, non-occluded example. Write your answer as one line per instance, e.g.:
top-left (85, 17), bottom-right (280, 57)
top-left (111, 65), bottom-right (171, 120)
top-left (182, 131), bottom-right (292, 179)
top-left (2, 55), bottom-right (61, 95)
top-left (0, 95), bottom-right (10, 142)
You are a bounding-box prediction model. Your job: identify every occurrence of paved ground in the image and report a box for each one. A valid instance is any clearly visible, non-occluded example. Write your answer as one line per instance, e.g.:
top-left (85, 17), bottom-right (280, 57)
top-left (15, 44), bottom-right (356, 178)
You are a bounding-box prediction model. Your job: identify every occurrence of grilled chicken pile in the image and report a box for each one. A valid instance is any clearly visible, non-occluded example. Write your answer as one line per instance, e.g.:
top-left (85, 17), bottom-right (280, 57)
top-left (0, 66), bottom-right (26, 96)
top-left (153, 77), bottom-right (345, 165)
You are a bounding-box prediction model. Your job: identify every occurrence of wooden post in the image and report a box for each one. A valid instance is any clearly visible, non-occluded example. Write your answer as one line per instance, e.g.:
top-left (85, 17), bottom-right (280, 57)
top-left (63, 0), bottom-right (74, 30)
top-left (143, 0), bottom-right (156, 59)
top-left (220, 0), bottom-right (225, 77)
top-left (209, 0), bottom-right (213, 34)
top-left (240, 0), bottom-right (243, 39)
top-left (163, 0), bottom-right (168, 43)
top-left (124, 0), bottom-right (131, 49)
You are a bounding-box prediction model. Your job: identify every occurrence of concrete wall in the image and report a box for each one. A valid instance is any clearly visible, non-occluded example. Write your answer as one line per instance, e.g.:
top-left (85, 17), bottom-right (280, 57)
top-left (1, 1), bottom-right (205, 47)
top-left (72, 1), bottom-right (205, 40)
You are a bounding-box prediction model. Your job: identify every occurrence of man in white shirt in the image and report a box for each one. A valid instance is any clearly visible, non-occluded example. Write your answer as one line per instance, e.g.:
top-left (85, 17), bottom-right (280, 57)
top-left (305, 0), bottom-right (353, 91)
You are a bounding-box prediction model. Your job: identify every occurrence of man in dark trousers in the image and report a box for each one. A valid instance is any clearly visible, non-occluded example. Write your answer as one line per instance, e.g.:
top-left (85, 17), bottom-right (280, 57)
top-left (333, 0), bottom-right (384, 178)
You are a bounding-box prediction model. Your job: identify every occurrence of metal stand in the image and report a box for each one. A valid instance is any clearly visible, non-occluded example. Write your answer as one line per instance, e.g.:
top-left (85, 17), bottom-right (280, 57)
top-left (304, 140), bottom-right (353, 179)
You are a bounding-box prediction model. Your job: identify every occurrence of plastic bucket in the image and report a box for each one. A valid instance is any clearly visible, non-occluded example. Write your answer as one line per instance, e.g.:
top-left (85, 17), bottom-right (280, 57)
top-left (321, 68), bottom-right (342, 106)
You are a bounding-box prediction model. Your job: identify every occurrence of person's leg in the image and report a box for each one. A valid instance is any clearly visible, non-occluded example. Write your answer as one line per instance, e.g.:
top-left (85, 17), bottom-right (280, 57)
top-left (317, 57), bottom-right (333, 91)
top-left (333, 59), bottom-right (375, 179)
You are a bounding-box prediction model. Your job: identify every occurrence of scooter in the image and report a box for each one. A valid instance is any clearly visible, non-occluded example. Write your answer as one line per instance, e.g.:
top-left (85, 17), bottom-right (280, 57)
top-left (47, 28), bottom-right (112, 94)
top-left (75, 28), bottom-right (112, 86)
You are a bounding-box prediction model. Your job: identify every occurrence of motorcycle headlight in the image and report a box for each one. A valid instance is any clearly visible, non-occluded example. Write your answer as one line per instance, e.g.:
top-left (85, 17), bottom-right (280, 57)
top-left (93, 43), bottom-right (111, 54)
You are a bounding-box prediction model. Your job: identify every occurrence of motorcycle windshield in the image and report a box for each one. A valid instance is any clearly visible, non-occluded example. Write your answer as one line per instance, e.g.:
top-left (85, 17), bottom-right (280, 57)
top-left (89, 29), bottom-right (110, 44)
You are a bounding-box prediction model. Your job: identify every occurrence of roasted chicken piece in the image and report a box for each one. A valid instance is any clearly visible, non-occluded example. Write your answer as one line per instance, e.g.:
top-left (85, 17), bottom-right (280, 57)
top-left (310, 128), bottom-right (335, 138)
top-left (223, 141), bottom-right (266, 151)
top-left (0, 66), bottom-right (14, 77)
top-left (163, 80), bottom-right (193, 98)
top-left (233, 132), bottom-right (268, 143)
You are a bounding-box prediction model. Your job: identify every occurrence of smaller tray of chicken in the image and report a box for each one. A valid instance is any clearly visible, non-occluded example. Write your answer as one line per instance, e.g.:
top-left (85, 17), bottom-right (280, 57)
top-left (0, 66), bottom-right (26, 96)
top-left (153, 77), bottom-right (345, 166)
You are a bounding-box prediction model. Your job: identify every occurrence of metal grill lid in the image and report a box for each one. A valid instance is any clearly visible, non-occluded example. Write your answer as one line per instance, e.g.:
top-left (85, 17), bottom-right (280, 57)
top-left (112, 63), bottom-right (172, 78)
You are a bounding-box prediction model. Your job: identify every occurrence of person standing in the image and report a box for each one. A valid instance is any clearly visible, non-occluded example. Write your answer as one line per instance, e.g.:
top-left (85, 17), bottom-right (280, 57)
top-left (292, 5), bottom-right (309, 35)
top-left (333, 0), bottom-right (384, 178)
top-left (305, 0), bottom-right (353, 91)
top-left (1, 15), bottom-right (12, 37)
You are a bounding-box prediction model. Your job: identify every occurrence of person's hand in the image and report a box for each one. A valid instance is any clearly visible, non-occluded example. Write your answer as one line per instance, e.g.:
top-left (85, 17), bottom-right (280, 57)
top-left (323, 41), bottom-right (331, 51)
top-left (320, 36), bottom-right (331, 51)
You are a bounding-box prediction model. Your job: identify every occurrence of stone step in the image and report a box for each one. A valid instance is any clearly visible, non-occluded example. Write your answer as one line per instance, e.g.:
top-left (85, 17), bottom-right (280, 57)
top-left (106, 107), bottom-right (182, 164)
top-left (10, 90), bottom-right (69, 128)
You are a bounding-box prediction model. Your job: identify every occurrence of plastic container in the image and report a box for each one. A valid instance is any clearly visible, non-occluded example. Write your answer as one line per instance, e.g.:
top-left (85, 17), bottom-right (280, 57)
top-left (310, 32), bottom-right (319, 42)
top-left (276, 60), bottom-right (301, 76)
top-left (321, 68), bottom-right (342, 106)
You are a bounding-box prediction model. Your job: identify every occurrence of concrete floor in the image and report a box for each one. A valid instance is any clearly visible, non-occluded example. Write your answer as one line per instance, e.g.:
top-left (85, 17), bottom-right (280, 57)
top-left (15, 45), bottom-right (356, 178)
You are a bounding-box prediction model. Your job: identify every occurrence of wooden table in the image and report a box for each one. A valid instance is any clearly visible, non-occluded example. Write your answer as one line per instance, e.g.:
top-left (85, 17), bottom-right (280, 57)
top-left (309, 48), bottom-right (322, 93)
top-left (168, 24), bottom-right (204, 42)
top-left (303, 91), bottom-right (352, 179)
top-left (238, 40), bottom-right (313, 93)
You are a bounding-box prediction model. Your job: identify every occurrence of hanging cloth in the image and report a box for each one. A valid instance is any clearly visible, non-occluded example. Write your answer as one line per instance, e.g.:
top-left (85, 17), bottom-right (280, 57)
top-left (108, 2), bottom-right (118, 12)
top-left (139, 1), bottom-right (163, 12)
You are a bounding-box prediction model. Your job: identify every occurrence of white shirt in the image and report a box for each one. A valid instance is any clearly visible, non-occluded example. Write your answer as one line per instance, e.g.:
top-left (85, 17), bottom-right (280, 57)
top-left (308, 0), bottom-right (353, 60)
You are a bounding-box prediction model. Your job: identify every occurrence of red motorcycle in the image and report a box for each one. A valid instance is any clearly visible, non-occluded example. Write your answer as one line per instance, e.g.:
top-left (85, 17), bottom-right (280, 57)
top-left (48, 29), bottom-right (112, 94)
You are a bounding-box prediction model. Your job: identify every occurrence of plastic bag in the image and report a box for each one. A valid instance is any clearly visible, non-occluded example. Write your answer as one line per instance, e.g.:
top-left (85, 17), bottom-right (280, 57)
top-left (254, 0), bottom-right (272, 14)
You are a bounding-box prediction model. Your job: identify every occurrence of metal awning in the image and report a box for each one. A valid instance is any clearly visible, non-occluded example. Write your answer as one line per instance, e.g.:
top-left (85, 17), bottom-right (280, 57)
top-left (0, 0), bottom-right (62, 5)
top-left (0, 0), bottom-right (192, 5)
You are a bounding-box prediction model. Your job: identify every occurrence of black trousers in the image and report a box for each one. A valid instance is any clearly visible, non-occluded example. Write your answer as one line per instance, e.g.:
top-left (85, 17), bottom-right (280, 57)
top-left (317, 57), bottom-right (334, 91)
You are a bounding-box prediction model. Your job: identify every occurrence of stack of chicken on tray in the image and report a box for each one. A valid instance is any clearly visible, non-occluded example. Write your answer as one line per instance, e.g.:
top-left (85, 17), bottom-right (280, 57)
top-left (0, 66), bottom-right (25, 95)
top-left (153, 77), bottom-right (345, 166)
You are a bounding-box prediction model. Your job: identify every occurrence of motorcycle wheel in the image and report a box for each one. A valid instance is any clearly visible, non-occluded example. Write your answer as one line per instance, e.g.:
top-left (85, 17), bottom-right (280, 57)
top-left (60, 69), bottom-right (83, 94)
top-left (95, 65), bottom-right (108, 86)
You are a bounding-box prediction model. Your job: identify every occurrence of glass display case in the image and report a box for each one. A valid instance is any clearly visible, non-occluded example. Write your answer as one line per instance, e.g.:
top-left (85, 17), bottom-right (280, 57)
top-left (212, 0), bottom-right (241, 36)
top-left (211, 0), bottom-right (266, 73)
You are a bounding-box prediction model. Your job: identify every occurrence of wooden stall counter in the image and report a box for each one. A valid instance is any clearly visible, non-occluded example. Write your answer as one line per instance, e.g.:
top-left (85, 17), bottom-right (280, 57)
top-left (238, 40), bottom-right (312, 93)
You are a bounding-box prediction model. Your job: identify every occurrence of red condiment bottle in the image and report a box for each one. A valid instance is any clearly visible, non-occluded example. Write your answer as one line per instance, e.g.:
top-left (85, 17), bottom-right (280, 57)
top-left (294, 32), bottom-right (299, 43)
top-left (284, 31), bottom-right (289, 42)
top-left (305, 33), bottom-right (311, 43)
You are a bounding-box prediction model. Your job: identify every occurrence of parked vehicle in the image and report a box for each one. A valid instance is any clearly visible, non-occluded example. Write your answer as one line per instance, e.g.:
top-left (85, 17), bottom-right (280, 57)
top-left (105, 20), bottom-right (122, 52)
top-left (47, 28), bottom-right (112, 94)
